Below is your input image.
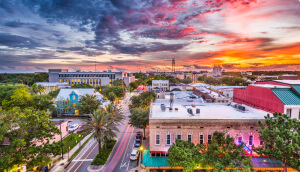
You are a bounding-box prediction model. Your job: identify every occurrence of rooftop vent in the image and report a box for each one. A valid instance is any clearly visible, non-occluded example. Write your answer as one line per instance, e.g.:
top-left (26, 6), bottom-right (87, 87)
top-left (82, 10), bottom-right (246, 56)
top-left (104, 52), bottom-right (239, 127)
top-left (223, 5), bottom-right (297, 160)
top-left (161, 104), bottom-right (166, 111)
top-left (175, 108), bottom-right (178, 112)
top-left (196, 108), bottom-right (200, 114)
top-left (169, 108), bottom-right (173, 111)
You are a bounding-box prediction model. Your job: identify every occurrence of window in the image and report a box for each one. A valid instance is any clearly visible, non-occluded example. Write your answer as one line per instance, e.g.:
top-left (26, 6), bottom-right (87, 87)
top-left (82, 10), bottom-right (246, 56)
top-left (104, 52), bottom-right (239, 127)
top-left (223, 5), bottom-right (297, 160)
top-left (200, 135), bottom-right (204, 144)
top-left (208, 135), bottom-right (212, 143)
top-left (73, 95), bottom-right (75, 100)
top-left (155, 134), bottom-right (160, 145)
top-left (238, 136), bottom-right (242, 144)
top-left (177, 134), bottom-right (182, 140)
top-left (287, 109), bottom-right (292, 118)
top-left (166, 134), bottom-right (171, 145)
top-left (260, 140), bottom-right (263, 146)
top-left (249, 135), bottom-right (253, 146)
top-left (188, 135), bottom-right (192, 142)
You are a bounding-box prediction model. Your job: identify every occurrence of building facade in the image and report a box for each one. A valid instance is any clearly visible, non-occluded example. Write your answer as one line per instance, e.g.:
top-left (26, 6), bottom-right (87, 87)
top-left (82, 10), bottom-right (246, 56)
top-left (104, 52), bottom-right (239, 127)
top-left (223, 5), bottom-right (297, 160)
top-left (213, 65), bottom-right (222, 76)
top-left (56, 88), bottom-right (104, 115)
top-left (233, 80), bottom-right (300, 120)
top-left (149, 101), bottom-right (268, 154)
top-left (36, 82), bottom-right (70, 94)
top-left (48, 69), bottom-right (128, 87)
top-left (152, 80), bottom-right (169, 91)
top-left (123, 75), bottom-right (135, 86)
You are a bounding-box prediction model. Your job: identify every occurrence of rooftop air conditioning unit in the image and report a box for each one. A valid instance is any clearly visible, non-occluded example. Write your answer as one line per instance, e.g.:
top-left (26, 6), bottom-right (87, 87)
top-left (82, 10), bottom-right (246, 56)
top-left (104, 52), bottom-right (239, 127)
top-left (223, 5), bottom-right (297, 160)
top-left (187, 108), bottom-right (193, 115)
top-left (196, 108), bottom-right (200, 114)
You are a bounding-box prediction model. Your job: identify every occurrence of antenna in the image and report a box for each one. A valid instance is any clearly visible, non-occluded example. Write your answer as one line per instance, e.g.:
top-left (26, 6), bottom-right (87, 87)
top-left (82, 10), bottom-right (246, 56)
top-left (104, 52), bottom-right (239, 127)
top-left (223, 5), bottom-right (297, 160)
top-left (172, 58), bottom-right (175, 73)
top-left (95, 58), bottom-right (96, 72)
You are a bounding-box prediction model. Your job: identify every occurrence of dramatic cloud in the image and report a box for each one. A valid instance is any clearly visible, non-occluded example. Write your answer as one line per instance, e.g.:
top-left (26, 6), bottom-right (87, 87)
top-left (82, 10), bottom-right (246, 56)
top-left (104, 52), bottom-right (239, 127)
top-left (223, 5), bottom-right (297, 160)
top-left (0, 0), bottom-right (300, 72)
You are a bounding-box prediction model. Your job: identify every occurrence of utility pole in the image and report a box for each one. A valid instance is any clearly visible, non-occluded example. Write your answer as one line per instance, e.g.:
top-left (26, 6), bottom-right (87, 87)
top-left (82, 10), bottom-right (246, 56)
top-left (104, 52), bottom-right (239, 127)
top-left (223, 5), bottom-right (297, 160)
top-left (172, 58), bottom-right (175, 73)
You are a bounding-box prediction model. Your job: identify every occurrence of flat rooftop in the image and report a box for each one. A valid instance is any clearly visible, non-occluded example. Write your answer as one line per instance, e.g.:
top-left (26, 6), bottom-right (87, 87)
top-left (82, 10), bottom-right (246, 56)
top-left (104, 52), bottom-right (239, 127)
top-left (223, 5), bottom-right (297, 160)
top-left (274, 80), bottom-right (300, 85)
top-left (150, 101), bottom-right (269, 119)
top-left (252, 84), bottom-right (290, 88)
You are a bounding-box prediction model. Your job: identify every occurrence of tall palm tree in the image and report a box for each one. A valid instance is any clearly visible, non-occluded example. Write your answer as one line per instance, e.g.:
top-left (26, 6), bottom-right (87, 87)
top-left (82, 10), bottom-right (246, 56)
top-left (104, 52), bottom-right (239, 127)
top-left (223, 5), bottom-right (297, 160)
top-left (89, 108), bottom-right (123, 157)
top-left (106, 104), bottom-right (124, 124)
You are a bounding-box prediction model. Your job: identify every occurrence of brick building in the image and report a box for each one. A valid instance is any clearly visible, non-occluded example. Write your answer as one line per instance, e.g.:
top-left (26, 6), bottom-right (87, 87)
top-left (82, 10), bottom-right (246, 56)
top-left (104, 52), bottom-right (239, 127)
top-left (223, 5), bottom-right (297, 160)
top-left (149, 100), bottom-right (269, 155)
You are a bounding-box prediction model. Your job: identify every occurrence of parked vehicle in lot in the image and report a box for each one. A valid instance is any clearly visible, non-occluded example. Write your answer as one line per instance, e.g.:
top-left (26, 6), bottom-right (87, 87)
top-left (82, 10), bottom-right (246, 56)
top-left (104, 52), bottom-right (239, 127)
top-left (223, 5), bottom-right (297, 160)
top-left (68, 124), bottom-right (79, 132)
top-left (130, 148), bottom-right (140, 160)
top-left (76, 126), bottom-right (86, 133)
top-left (134, 139), bottom-right (141, 147)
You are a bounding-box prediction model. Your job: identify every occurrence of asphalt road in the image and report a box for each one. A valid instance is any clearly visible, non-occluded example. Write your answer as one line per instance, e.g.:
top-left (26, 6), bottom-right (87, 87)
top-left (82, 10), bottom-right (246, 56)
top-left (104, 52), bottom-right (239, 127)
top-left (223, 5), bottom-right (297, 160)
top-left (64, 93), bottom-right (139, 172)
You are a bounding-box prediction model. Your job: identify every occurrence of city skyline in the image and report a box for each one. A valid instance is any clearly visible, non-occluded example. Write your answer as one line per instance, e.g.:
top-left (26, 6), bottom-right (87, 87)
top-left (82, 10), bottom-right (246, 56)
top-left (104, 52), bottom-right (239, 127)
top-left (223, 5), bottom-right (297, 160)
top-left (1, 0), bottom-right (300, 73)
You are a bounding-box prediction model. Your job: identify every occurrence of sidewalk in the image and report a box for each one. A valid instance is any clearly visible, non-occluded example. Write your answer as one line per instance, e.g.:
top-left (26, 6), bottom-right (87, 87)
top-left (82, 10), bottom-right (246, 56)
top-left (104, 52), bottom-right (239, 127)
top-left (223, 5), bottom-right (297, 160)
top-left (49, 132), bottom-right (94, 172)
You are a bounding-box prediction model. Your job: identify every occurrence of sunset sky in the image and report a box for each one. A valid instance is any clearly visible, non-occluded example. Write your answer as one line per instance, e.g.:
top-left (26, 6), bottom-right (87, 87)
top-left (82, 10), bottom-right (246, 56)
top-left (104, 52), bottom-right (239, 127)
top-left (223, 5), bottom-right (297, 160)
top-left (0, 0), bottom-right (300, 73)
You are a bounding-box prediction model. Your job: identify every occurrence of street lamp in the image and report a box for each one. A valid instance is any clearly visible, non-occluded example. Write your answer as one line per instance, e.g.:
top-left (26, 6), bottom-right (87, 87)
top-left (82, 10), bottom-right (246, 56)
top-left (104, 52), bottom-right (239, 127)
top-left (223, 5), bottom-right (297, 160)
top-left (79, 135), bottom-right (81, 147)
top-left (139, 146), bottom-right (144, 164)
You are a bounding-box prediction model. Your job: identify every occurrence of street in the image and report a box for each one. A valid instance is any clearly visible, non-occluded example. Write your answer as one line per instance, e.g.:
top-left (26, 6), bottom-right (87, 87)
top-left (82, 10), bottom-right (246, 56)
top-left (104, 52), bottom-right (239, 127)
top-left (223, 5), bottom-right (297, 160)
top-left (64, 93), bottom-right (140, 172)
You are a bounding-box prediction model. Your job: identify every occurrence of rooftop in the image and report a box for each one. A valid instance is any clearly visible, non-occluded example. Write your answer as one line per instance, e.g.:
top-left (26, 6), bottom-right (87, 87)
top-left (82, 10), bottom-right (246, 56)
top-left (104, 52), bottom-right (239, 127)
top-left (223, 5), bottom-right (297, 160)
top-left (152, 80), bottom-right (169, 83)
top-left (56, 88), bottom-right (103, 101)
top-left (150, 101), bottom-right (269, 119)
top-left (252, 84), bottom-right (290, 88)
top-left (274, 80), bottom-right (300, 85)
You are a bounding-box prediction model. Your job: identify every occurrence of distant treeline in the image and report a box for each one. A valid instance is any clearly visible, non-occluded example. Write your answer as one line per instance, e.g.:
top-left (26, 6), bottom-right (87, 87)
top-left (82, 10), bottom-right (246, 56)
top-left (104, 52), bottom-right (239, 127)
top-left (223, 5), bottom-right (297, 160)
top-left (0, 73), bottom-right (48, 86)
top-left (223, 71), bottom-right (300, 76)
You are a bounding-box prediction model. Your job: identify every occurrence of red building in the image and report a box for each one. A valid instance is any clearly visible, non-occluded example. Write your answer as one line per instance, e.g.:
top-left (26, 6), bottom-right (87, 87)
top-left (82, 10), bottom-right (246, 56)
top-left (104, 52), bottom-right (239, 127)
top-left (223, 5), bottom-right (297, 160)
top-left (233, 80), bottom-right (300, 120)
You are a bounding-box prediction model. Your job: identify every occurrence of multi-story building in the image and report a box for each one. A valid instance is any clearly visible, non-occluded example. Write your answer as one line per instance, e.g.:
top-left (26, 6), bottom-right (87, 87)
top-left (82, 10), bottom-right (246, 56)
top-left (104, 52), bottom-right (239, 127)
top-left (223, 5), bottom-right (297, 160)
top-left (149, 100), bottom-right (268, 155)
top-left (56, 88), bottom-right (104, 115)
top-left (213, 65), bottom-right (222, 76)
top-left (123, 74), bottom-right (135, 86)
top-left (233, 80), bottom-right (300, 120)
top-left (152, 80), bottom-right (169, 91)
top-left (48, 69), bottom-right (128, 87)
top-left (193, 87), bottom-right (232, 103)
top-left (36, 82), bottom-right (70, 94)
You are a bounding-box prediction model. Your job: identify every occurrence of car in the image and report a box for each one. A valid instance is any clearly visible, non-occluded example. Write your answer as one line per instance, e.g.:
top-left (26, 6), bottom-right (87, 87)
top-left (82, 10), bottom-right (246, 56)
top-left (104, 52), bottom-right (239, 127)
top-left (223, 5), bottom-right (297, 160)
top-left (130, 148), bottom-right (140, 160)
top-left (76, 126), bottom-right (86, 133)
top-left (134, 139), bottom-right (141, 147)
top-left (136, 132), bottom-right (142, 138)
top-left (68, 124), bottom-right (79, 132)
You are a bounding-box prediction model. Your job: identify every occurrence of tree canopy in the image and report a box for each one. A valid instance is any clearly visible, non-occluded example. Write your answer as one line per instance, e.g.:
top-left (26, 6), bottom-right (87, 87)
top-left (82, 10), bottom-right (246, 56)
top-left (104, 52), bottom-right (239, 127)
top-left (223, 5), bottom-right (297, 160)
top-left (199, 131), bottom-right (253, 171)
top-left (129, 91), bottom-right (156, 109)
top-left (167, 139), bottom-right (202, 172)
top-left (0, 73), bottom-right (48, 86)
top-left (128, 107), bottom-right (149, 139)
top-left (0, 108), bottom-right (62, 170)
top-left (76, 94), bottom-right (101, 114)
top-left (253, 112), bottom-right (300, 172)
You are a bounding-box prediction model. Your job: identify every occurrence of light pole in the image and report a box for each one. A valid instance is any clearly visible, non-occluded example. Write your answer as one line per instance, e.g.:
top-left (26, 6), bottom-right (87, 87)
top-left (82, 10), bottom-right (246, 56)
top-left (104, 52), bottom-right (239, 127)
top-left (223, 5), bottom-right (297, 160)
top-left (60, 122), bottom-right (63, 160)
top-left (79, 135), bottom-right (81, 147)
top-left (68, 146), bottom-right (70, 160)
top-left (139, 146), bottom-right (144, 165)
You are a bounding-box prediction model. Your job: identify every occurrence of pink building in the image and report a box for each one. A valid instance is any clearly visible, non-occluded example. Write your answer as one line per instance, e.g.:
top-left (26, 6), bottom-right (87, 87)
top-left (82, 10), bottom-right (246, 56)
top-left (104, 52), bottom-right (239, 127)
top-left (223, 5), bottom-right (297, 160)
top-left (149, 100), bottom-right (269, 155)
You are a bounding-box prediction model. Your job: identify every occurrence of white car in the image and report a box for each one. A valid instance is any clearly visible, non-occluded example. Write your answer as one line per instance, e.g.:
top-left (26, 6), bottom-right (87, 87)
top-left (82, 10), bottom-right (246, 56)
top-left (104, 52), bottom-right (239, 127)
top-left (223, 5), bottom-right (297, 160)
top-left (69, 124), bottom-right (79, 132)
top-left (130, 148), bottom-right (140, 160)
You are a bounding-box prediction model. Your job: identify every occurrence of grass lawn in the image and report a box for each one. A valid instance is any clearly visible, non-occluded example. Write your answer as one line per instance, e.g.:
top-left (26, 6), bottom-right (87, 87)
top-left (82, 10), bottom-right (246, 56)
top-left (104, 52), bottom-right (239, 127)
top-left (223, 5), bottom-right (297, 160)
top-left (90, 139), bottom-right (116, 165)
top-left (62, 129), bottom-right (91, 154)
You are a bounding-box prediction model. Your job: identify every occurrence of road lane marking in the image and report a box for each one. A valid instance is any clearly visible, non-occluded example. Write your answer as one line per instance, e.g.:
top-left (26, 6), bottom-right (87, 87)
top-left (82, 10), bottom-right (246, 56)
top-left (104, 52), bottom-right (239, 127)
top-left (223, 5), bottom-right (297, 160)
top-left (120, 128), bottom-right (135, 168)
top-left (66, 140), bottom-right (97, 172)
top-left (118, 122), bottom-right (128, 139)
top-left (102, 126), bottom-right (131, 172)
top-left (108, 127), bottom-right (133, 172)
top-left (74, 143), bottom-right (98, 172)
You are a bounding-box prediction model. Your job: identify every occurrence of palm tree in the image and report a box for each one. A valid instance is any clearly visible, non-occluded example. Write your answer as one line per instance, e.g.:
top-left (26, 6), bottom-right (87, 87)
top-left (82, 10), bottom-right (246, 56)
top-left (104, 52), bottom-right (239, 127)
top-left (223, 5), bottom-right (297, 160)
top-left (89, 108), bottom-right (123, 157)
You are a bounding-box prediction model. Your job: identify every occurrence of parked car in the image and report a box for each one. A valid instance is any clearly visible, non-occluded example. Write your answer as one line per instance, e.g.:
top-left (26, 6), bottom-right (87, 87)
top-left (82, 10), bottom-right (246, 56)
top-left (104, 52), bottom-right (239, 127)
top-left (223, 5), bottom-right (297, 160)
top-left (136, 132), bottom-right (142, 138)
top-left (134, 139), bottom-right (141, 147)
top-left (68, 124), bottom-right (79, 132)
top-left (130, 148), bottom-right (140, 160)
top-left (76, 126), bottom-right (86, 133)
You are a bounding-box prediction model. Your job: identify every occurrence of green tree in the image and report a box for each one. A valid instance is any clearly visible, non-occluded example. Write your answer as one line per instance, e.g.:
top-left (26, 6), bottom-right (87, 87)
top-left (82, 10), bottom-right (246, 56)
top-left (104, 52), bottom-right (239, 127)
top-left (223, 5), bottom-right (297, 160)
top-left (129, 91), bottom-right (156, 109)
top-left (107, 92), bottom-right (116, 104)
top-left (71, 83), bottom-right (93, 88)
top-left (48, 89), bottom-right (61, 98)
top-left (0, 108), bottom-right (61, 170)
top-left (129, 82), bottom-right (138, 90)
top-left (32, 94), bottom-right (53, 111)
top-left (128, 107), bottom-right (149, 139)
top-left (89, 108), bottom-right (120, 157)
top-left (167, 139), bottom-right (202, 172)
top-left (199, 131), bottom-right (253, 171)
top-left (2, 88), bottom-right (32, 110)
top-left (253, 112), bottom-right (300, 172)
top-left (113, 78), bottom-right (125, 87)
top-left (181, 77), bottom-right (192, 84)
top-left (0, 84), bottom-right (29, 103)
top-left (76, 94), bottom-right (101, 114)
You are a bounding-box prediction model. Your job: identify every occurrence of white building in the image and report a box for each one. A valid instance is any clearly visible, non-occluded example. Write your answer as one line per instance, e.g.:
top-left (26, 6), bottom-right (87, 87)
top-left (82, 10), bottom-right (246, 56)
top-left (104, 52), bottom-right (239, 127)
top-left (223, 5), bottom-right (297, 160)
top-left (123, 75), bottom-right (135, 86)
top-left (213, 65), bottom-right (222, 76)
top-left (152, 80), bottom-right (169, 91)
top-left (36, 82), bottom-right (70, 94)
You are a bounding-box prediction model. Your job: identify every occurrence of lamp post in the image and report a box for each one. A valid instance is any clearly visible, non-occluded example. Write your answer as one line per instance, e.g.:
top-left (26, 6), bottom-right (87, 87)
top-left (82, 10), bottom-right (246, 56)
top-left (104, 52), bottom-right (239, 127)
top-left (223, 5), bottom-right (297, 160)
top-left (139, 146), bottom-right (144, 165)
top-left (79, 135), bottom-right (81, 147)
top-left (60, 122), bottom-right (63, 160)
top-left (68, 146), bottom-right (70, 160)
